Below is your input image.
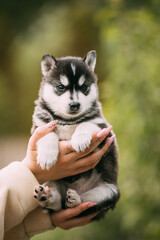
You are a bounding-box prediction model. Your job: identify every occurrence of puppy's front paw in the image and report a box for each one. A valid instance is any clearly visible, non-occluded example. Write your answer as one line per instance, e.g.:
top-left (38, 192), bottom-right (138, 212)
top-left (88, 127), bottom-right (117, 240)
top-left (71, 133), bottom-right (92, 152)
top-left (37, 147), bottom-right (59, 170)
top-left (66, 189), bottom-right (81, 208)
top-left (36, 132), bottom-right (59, 169)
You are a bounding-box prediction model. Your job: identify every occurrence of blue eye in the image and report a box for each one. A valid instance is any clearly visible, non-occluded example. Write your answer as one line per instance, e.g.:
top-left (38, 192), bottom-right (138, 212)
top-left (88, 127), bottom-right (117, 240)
top-left (81, 85), bottom-right (88, 92)
top-left (56, 85), bottom-right (65, 92)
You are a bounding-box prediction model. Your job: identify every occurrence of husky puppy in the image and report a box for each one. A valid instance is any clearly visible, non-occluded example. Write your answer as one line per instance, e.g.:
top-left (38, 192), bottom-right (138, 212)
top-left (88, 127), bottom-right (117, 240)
top-left (32, 51), bottom-right (120, 219)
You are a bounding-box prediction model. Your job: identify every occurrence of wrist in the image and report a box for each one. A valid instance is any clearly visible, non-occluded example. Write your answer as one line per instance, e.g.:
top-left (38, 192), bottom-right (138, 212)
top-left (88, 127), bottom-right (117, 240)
top-left (22, 157), bottom-right (44, 183)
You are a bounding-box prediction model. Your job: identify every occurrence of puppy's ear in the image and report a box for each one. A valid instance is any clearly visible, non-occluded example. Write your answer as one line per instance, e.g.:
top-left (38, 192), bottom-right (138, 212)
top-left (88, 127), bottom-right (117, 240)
top-left (41, 54), bottom-right (57, 76)
top-left (83, 50), bottom-right (96, 71)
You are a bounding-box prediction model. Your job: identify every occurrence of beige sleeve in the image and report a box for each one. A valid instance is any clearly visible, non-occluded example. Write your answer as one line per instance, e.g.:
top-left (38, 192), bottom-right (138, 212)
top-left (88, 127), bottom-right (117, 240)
top-left (4, 207), bottom-right (54, 240)
top-left (0, 162), bottom-right (53, 240)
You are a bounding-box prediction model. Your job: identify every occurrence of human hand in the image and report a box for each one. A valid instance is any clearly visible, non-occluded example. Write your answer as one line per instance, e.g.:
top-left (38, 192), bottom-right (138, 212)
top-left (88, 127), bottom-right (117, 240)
top-left (51, 201), bottom-right (99, 230)
top-left (23, 121), bottom-right (114, 183)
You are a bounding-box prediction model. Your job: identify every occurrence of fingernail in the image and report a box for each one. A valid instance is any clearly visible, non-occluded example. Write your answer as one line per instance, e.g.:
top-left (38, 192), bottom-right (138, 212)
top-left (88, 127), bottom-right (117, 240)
top-left (88, 203), bottom-right (97, 208)
top-left (107, 135), bottom-right (115, 146)
top-left (97, 126), bottom-right (112, 138)
top-left (46, 120), bottom-right (59, 128)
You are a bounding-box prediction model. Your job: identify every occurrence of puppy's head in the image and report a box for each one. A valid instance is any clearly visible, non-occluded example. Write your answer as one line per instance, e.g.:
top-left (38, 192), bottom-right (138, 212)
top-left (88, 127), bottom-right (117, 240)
top-left (40, 51), bottom-right (98, 119)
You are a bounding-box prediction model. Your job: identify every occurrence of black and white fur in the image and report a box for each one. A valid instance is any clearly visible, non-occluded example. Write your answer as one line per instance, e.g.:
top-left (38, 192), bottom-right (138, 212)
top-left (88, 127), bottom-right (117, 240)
top-left (32, 51), bottom-right (120, 220)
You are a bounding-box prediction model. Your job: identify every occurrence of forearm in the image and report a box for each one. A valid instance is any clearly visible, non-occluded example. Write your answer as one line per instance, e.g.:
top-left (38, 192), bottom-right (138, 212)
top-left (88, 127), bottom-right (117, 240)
top-left (4, 207), bottom-right (54, 240)
top-left (0, 161), bottom-right (41, 238)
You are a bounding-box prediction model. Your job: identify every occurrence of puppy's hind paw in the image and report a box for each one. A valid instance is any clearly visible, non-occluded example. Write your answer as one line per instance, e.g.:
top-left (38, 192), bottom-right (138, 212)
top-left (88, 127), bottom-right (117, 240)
top-left (66, 189), bottom-right (81, 208)
top-left (34, 185), bottom-right (51, 207)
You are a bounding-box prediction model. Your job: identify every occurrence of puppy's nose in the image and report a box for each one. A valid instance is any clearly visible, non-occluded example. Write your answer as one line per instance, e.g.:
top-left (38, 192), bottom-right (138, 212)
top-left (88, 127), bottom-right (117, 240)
top-left (69, 102), bottom-right (80, 112)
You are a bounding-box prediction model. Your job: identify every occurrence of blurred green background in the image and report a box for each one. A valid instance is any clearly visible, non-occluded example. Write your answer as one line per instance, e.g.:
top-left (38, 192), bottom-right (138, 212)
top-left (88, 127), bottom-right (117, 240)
top-left (0, 0), bottom-right (160, 239)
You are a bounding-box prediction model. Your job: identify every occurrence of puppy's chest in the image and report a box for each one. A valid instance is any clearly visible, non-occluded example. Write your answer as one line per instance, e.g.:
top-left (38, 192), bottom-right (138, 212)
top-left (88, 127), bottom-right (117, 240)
top-left (56, 124), bottom-right (78, 140)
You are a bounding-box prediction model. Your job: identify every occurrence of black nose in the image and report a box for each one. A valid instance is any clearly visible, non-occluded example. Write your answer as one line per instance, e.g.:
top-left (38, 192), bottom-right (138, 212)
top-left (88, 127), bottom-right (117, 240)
top-left (69, 102), bottom-right (80, 112)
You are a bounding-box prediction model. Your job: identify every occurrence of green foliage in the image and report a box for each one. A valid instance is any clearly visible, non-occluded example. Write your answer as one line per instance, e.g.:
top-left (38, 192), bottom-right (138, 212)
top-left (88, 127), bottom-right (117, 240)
top-left (0, 0), bottom-right (160, 239)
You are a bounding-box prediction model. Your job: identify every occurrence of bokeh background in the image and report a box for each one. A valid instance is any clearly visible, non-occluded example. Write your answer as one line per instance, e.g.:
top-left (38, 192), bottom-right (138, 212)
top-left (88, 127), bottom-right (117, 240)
top-left (0, 0), bottom-right (160, 239)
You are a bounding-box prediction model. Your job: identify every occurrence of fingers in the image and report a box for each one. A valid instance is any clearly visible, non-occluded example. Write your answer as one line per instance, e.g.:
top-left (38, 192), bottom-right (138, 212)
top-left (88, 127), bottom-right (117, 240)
top-left (88, 135), bottom-right (115, 162)
top-left (60, 126), bottom-right (113, 155)
top-left (68, 205), bottom-right (112, 229)
top-left (28, 121), bottom-right (58, 151)
top-left (58, 140), bottom-right (75, 154)
top-left (82, 126), bottom-right (112, 155)
top-left (97, 134), bottom-right (116, 156)
top-left (73, 155), bottom-right (100, 175)
top-left (51, 202), bottom-right (95, 227)
top-left (62, 202), bottom-right (96, 219)
top-left (71, 135), bottom-right (115, 174)
top-left (62, 211), bottom-right (99, 229)
top-left (51, 202), bottom-right (101, 230)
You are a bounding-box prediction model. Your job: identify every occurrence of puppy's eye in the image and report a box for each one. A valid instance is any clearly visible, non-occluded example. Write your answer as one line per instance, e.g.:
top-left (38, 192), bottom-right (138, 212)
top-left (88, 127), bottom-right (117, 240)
top-left (81, 85), bottom-right (88, 93)
top-left (56, 85), bottom-right (65, 92)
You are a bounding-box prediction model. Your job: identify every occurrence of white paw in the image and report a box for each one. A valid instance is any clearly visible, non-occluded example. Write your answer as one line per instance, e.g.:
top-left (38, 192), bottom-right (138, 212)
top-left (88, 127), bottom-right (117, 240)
top-left (37, 148), bottom-right (59, 170)
top-left (71, 133), bottom-right (92, 152)
top-left (36, 132), bottom-right (59, 169)
top-left (66, 189), bottom-right (81, 208)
